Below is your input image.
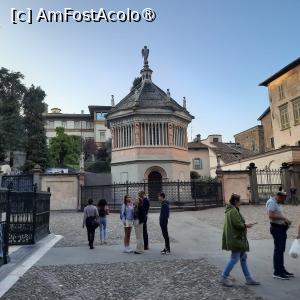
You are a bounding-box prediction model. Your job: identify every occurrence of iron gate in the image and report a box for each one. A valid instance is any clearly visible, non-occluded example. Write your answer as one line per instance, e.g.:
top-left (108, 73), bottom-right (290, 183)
top-left (256, 169), bottom-right (283, 203)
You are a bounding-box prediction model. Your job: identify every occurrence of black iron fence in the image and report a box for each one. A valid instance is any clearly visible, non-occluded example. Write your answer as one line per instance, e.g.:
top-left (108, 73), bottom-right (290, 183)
top-left (8, 190), bottom-right (51, 245)
top-left (0, 190), bottom-right (9, 264)
top-left (0, 188), bottom-right (51, 265)
top-left (81, 180), bottom-right (222, 210)
top-left (1, 175), bottom-right (34, 192)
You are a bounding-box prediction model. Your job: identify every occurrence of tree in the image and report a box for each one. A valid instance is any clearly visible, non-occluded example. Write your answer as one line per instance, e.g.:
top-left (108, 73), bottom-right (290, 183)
top-left (0, 143), bottom-right (5, 162)
top-left (130, 77), bottom-right (142, 91)
top-left (0, 68), bottom-right (26, 166)
top-left (22, 85), bottom-right (48, 170)
top-left (49, 127), bottom-right (80, 167)
top-left (83, 139), bottom-right (97, 161)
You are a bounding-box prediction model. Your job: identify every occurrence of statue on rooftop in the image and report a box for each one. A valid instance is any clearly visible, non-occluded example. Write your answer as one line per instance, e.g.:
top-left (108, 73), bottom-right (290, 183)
top-left (142, 46), bottom-right (149, 66)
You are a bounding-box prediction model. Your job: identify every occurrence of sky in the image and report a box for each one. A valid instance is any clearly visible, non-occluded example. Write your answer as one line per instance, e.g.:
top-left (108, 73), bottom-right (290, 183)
top-left (1, 0), bottom-right (300, 142)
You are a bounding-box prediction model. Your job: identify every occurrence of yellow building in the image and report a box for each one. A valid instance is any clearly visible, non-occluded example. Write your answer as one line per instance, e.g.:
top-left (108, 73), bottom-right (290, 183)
top-left (259, 57), bottom-right (300, 149)
top-left (45, 106), bottom-right (111, 146)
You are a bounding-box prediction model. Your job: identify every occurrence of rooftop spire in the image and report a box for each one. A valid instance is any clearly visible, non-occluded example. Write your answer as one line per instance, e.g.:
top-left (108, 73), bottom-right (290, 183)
top-left (140, 45), bottom-right (153, 82)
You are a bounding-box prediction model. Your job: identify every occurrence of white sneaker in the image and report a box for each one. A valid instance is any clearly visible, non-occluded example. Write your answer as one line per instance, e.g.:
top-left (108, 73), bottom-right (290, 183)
top-left (126, 247), bottom-right (133, 253)
top-left (123, 247), bottom-right (128, 253)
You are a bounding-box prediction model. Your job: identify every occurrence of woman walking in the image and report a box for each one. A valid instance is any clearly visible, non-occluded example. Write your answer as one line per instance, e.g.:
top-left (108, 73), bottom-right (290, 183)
top-left (121, 195), bottom-right (134, 253)
top-left (97, 199), bottom-right (109, 244)
top-left (133, 195), bottom-right (146, 254)
top-left (83, 198), bottom-right (99, 249)
top-left (221, 193), bottom-right (260, 287)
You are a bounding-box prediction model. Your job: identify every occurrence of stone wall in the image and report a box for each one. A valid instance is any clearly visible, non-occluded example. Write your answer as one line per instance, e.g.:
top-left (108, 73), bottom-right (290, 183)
top-left (234, 125), bottom-right (265, 154)
top-left (41, 173), bottom-right (84, 210)
top-left (220, 170), bottom-right (251, 204)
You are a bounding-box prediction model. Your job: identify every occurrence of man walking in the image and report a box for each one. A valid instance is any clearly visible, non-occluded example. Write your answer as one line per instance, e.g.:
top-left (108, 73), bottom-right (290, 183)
top-left (159, 192), bottom-right (170, 254)
top-left (139, 191), bottom-right (150, 250)
top-left (266, 190), bottom-right (293, 280)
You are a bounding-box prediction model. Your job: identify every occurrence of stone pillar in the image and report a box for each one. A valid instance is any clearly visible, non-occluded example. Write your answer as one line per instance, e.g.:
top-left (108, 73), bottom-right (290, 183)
top-left (280, 163), bottom-right (290, 194)
top-left (111, 128), bottom-right (115, 149)
top-left (32, 164), bottom-right (42, 191)
top-left (248, 162), bottom-right (259, 204)
top-left (78, 171), bottom-right (85, 210)
top-left (134, 123), bottom-right (140, 145)
top-left (168, 123), bottom-right (173, 146)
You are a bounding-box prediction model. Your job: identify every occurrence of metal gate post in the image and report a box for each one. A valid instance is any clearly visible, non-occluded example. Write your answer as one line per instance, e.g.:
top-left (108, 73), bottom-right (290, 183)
top-left (32, 184), bottom-right (37, 243)
top-left (177, 180), bottom-right (180, 203)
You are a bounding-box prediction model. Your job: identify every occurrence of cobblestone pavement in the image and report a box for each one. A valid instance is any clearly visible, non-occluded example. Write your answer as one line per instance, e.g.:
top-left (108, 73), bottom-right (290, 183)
top-left (50, 212), bottom-right (175, 247)
top-left (2, 259), bottom-right (262, 300)
top-left (191, 205), bottom-right (300, 240)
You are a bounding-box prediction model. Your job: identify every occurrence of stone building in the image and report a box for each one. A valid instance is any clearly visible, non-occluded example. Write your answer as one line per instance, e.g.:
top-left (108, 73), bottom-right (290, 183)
top-left (224, 57), bottom-right (300, 172)
top-left (234, 125), bottom-right (265, 154)
top-left (106, 46), bottom-right (194, 184)
top-left (257, 107), bottom-right (274, 152)
top-left (187, 135), bottom-right (210, 178)
top-left (259, 56), bottom-right (300, 149)
top-left (45, 106), bottom-right (111, 146)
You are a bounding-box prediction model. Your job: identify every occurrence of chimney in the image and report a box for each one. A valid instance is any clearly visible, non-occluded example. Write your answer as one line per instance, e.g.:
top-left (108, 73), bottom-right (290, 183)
top-left (81, 110), bottom-right (84, 114)
top-left (183, 97), bottom-right (186, 109)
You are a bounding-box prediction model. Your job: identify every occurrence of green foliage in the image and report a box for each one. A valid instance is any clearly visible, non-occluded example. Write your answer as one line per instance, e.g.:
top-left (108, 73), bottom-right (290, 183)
top-left (190, 171), bottom-right (200, 179)
top-left (190, 171), bottom-right (217, 182)
top-left (49, 127), bottom-right (80, 167)
top-left (0, 68), bottom-right (26, 162)
top-left (0, 143), bottom-right (5, 162)
top-left (85, 160), bottom-right (111, 173)
top-left (22, 85), bottom-right (48, 170)
top-left (130, 77), bottom-right (142, 91)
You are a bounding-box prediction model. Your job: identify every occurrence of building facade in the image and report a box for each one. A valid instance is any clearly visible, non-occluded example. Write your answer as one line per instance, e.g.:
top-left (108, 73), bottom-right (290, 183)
top-left (259, 57), bottom-right (300, 149)
top-left (224, 57), bottom-right (300, 175)
top-left (257, 107), bottom-right (274, 152)
top-left (45, 106), bottom-right (111, 146)
top-left (106, 46), bottom-right (194, 183)
top-left (234, 125), bottom-right (265, 154)
top-left (187, 135), bottom-right (210, 178)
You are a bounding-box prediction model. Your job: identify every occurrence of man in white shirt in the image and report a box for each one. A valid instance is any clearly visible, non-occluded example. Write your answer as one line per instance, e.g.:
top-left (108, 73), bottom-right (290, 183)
top-left (266, 191), bottom-right (292, 280)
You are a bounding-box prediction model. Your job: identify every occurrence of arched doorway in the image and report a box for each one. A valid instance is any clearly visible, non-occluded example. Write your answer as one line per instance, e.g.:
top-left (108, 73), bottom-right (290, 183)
top-left (148, 171), bottom-right (163, 202)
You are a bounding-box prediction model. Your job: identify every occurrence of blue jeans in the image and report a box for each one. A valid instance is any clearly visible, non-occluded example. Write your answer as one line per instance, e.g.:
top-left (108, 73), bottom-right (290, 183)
top-left (99, 217), bottom-right (107, 241)
top-left (222, 252), bottom-right (252, 280)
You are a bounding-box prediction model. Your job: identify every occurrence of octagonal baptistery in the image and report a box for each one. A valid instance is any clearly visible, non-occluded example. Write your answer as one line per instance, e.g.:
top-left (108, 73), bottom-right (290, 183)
top-left (106, 46), bottom-right (194, 184)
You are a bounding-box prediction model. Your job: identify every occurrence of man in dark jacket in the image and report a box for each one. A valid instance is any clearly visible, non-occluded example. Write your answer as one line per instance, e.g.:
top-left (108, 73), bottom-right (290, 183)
top-left (159, 192), bottom-right (170, 254)
top-left (139, 191), bottom-right (150, 250)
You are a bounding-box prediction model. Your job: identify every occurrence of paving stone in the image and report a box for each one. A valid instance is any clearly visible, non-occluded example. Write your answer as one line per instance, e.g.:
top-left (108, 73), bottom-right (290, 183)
top-left (192, 205), bottom-right (300, 240)
top-left (50, 212), bottom-right (176, 247)
top-left (2, 259), bottom-right (262, 300)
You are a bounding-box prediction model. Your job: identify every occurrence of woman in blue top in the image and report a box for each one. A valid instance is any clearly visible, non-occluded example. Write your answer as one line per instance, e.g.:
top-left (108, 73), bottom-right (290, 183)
top-left (121, 195), bottom-right (134, 253)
